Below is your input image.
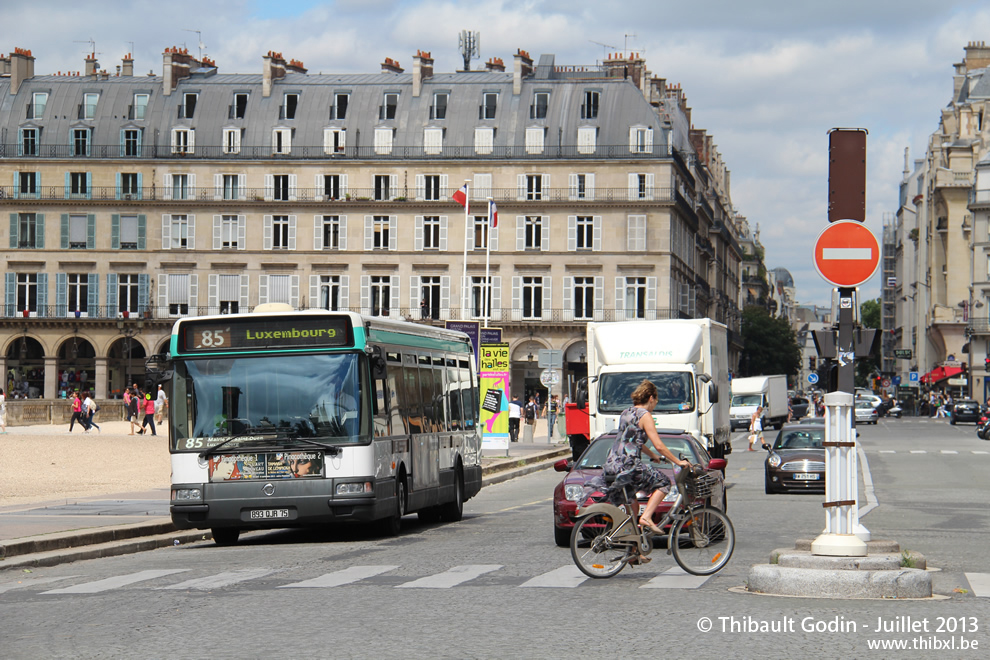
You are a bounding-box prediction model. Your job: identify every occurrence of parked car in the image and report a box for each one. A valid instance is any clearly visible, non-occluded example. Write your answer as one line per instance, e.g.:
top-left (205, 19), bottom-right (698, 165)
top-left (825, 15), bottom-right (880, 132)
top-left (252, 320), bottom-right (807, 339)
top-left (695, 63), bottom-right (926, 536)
top-left (551, 430), bottom-right (727, 547)
top-left (790, 396), bottom-right (810, 420)
top-left (951, 399), bottom-right (982, 425)
top-left (854, 399), bottom-right (879, 425)
top-left (764, 423), bottom-right (826, 494)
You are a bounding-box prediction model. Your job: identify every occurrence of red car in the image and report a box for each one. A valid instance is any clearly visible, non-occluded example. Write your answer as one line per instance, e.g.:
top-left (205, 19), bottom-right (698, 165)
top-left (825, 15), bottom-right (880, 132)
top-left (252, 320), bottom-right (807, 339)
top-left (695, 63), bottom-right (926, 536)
top-left (552, 430), bottom-right (727, 547)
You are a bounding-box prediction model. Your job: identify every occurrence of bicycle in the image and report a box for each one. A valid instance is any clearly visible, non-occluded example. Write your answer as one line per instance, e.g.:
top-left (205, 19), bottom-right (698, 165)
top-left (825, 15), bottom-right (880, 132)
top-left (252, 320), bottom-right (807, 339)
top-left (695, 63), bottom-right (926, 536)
top-left (569, 463), bottom-right (735, 578)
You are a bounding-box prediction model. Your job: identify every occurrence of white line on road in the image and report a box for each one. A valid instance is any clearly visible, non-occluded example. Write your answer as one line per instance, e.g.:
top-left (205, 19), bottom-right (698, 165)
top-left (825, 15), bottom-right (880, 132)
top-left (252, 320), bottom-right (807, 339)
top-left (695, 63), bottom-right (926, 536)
top-left (973, 451), bottom-right (989, 455)
top-left (519, 565), bottom-right (588, 588)
top-left (0, 575), bottom-right (80, 594)
top-left (910, 450), bottom-right (927, 454)
top-left (965, 572), bottom-right (990, 597)
top-left (878, 450), bottom-right (896, 453)
top-left (43, 570), bottom-right (188, 594)
top-left (396, 565), bottom-right (503, 589)
top-left (940, 450), bottom-right (959, 454)
top-left (161, 568), bottom-right (279, 590)
top-left (640, 566), bottom-right (710, 589)
top-left (278, 565), bottom-right (399, 588)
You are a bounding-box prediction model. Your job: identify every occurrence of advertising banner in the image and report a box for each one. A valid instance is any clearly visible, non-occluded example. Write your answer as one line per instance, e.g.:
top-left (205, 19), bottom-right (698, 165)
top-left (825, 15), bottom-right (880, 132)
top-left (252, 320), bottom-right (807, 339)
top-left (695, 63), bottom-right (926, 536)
top-left (479, 342), bottom-right (510, 451)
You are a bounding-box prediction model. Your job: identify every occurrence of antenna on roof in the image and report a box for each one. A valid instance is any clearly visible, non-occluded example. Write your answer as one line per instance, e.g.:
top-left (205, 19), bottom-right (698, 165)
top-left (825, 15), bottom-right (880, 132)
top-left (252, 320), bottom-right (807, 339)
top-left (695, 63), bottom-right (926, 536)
top-left (458, 30), bottom-right (480, 72)
top-left (73, 38), bottom-right (101, 57)
top-left (183, 29), bottom-right (206, 60)
top-left (589, 40), bottom-right (616, 63)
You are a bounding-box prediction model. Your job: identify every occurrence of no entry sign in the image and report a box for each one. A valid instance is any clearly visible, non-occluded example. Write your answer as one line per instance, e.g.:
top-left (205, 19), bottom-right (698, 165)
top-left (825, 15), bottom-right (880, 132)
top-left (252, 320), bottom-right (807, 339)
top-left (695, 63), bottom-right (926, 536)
top-left (814, 220), bottom-right (880, 288)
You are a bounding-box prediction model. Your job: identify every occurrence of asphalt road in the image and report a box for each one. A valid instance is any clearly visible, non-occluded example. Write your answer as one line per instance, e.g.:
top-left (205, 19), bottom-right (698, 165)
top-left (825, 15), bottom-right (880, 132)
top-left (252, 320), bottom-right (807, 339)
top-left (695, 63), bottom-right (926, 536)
top-left (1, 417), bottom-right (989, 659)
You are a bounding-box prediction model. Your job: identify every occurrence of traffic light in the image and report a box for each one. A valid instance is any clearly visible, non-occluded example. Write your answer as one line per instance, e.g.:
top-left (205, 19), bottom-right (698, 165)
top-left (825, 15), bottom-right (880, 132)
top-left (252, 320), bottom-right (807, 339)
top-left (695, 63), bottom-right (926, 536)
top-left (809, 357), bottom-right (817, 370)
top-left (985, 357), bottom-right (990, 370)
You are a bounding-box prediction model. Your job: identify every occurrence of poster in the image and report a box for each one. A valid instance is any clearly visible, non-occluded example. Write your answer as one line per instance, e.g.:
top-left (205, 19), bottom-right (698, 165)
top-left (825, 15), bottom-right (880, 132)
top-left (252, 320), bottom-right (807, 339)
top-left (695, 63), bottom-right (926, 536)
top-left (479, 342), bottom-right (510, 450)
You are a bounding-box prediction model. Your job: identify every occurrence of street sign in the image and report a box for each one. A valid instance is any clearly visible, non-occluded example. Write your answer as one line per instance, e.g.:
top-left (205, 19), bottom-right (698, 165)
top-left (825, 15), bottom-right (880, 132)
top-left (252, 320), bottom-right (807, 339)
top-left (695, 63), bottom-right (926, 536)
top-left (909, 371), bottom-right (919, 382)
top-left (894, 349), bottom-right (912, 359)
top-left (813, 220), bottom-right (880, 288)
top-left (882, 378), bottom-right (891, 387)
top-left (537, 349), bottom-right (563, 369)
top-left (539, 369), bottom-right (560, 387)
top-left (808, 373), bottom-right (819, 384)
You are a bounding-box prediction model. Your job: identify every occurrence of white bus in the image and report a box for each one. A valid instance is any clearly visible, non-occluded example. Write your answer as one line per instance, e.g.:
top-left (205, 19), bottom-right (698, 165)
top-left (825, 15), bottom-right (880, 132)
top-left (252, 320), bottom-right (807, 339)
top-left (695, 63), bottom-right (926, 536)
top-left (167, 307), bottom-right (481, 545)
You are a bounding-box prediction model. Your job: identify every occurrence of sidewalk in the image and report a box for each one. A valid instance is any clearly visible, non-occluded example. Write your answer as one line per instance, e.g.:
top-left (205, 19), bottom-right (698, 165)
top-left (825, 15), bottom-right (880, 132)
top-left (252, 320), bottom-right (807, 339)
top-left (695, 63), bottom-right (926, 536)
top-left (0, 419), bottom-right (570, 569)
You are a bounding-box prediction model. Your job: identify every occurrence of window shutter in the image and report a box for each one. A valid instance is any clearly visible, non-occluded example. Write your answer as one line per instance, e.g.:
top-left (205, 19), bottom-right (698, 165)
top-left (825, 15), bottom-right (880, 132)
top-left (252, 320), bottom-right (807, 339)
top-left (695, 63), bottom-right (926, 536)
top-left (541, 217), bottom-right (549, 252)
top-left (313, 215), bottom-right (323, 250)
top-left (490, 223), bottom-right (499, 252)
top-left (309, 274), bottom-right (320, 309)
top-left (645, 173), bottom-right (655, 201)
top-left (5, 272), bottom-right (15, 311)
top-left (290, 275), bottom-right (299, 308)
top-left (439, 215), bottom-right (448, 251)
top-left (568, 173), bottom-right (578, 200)
top-left (115, 172), bottom-right (122, 200)
top-left (491, 276), bottom-right (502, 321)
top-left (87, 214), bottom-right (96, 249)
top-left (517, 174), bottom-right (526, 201)
top-left (388, 215), bottom-right (397, 251)
top-left (214, 215), bottom-right (222, 250)
top-left (263, 215), bottom-right (273, 250)
top-left (628, 173), bottom-right (637, 201)
top-left (208, 274), bottom-right (218, 310)
top-left (111, 214), bottom-right (120, 249)
top-left (628, 126), bottom-right (637, 152)
top-left (440, 174), bottom-right (449, 197)
top-left (645, 127), bottom-right (653, 152)
top-left (389, 275), bottom-right (400, 315)
top-left (567, 215), bottom-right (577, 251)
top-left (562, 277), bottom-right (574, 322)
top-left (106, 274), bottom-right (118, 314)
top-left (137, 215), bottom-right (146, 250)
top-left (461, 275), bottom-right (471, 312)
top-left (264, 174), bottom-right (274, 201)
top-left (414, 216), bottom-right (424, 251)
top-left (214, 173), bottom-right (222, 201)
top-left (516, 216), bottom-right (525, 251)
top-left (8, 214), bottom-right (16, 249)
top-left (415, 174), bottom-right (425, 201)
top-left (288, 215), bottom-right (297, 250)
top-left (466, 220), bottom-right (475, 251)
top-left (409, 276), bottom-right (421, 313)
top-left (162, 214), bottom-right (171, 250)
top-left (188, 129), bottom-right (195, 152)
top-left (35, 214), bottom-right (45, 248)
top-left (258, 274), bottom-right (269, 305)
top-left (288, 174), bottom-right (297, 201)
top-left (88, 273), bottom-right (99, 315)
top-left (240, 274), bottom-right (250, 310)
top-left (647, 277), bottom-right (657, 318)
top-left (189, 274), bottom-right (199, 311)
top-left (511, 276), bottom-right (522, 321)
top-left (615, 277), bottom-right (626, 322)
top-left (187, 214), bottom-right (196, 250)
top-left (542, 276), bottom-right (552, 321)
top-left (593, 216), bottom-right (602, 251)
top-left (364, 216), bottom-right (373, 251)
top-left (37, 273), bottom-right (48, 317)
top-left (340, 174), bottom-right (348, 198)
top-left (314, 173), bottom-right (324, 201)
top-left (389, 175), bottom-right (398, 201)
top-left (64, 172), bottom-right (70, 200)
top-left (56, 272), bottom-right (67, 315)
top-left (440, 276), bottom-right (451, 320)
top-left (338, 215), bottom-right (347, 251)
top-left (158, 273), bottom-right (168, 312)
top-left (237, 215), bottom-right (246, 250)
top-left (60, 213), bottom-right (69, 249)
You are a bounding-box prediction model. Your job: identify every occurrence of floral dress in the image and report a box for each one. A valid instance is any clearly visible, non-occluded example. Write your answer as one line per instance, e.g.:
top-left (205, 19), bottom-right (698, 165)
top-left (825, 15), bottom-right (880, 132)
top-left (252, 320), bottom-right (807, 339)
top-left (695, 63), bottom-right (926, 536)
top-left (587, 407), bottom-right (671, 506)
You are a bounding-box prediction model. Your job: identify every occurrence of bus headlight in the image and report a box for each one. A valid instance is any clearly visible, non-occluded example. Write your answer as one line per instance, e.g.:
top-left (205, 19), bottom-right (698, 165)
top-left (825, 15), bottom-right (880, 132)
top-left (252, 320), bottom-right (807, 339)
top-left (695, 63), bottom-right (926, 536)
top-left (172, 488), bottom-right (202, 501)
top-left (336, 481), bottom-right (373, 496)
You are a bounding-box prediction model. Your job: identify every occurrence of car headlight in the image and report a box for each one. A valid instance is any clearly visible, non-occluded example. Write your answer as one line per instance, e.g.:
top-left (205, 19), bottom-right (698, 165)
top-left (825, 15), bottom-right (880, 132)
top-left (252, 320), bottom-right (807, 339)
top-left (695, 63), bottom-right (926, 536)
top-left (564, 485), bottom-right (585, 502)
top-left (768, 454), bottom-right (781, 468)
top-left (663, 485), bottom-right (679, 502)
top-left (171, 488), bottom-right (202, 501)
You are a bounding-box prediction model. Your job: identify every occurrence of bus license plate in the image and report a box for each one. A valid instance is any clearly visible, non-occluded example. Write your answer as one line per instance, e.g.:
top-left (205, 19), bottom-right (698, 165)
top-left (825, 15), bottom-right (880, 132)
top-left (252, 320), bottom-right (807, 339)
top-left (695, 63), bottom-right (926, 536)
top-left (250, 508), bottom-right (289, 519)
top-left (794, 473), bottom-right (819, 481)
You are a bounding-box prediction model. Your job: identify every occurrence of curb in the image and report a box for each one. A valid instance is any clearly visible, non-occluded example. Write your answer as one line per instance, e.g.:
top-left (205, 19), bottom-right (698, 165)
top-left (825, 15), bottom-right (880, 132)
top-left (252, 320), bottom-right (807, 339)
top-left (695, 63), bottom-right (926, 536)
top-left (0, 447), bottom-right (570, 570)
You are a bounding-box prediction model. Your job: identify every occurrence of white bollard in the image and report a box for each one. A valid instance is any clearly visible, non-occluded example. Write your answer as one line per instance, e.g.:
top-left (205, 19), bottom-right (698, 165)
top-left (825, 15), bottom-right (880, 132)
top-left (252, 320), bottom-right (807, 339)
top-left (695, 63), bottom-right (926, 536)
top-left (811, 391), bottom-right (868, 556)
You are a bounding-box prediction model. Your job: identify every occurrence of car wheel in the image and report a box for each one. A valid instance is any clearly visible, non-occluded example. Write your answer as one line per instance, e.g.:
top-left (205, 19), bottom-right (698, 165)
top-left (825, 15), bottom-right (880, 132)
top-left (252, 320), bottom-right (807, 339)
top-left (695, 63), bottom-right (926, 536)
top-left (554, 524), bottom-right (571, 547)
top-left (764, 473), bottom-right (776, 495)
top-left (951, 418), bottom-right (956, 426)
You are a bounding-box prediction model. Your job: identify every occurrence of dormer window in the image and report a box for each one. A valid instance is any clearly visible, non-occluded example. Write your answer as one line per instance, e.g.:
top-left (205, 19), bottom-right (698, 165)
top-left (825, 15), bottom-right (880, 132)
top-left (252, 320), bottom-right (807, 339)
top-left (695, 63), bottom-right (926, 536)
top-left (481, 92), bottom-right (498, 119)
top-left (282, 93), bottom-right (299, 120)
top-left (431, 92), bottom-right (448, 120)
top-left (380, 93), bottom-right (398, 120)
top-left (230, 93), bottom-right (248, 119)
top-left (181, 93), bottom-right (197, 119)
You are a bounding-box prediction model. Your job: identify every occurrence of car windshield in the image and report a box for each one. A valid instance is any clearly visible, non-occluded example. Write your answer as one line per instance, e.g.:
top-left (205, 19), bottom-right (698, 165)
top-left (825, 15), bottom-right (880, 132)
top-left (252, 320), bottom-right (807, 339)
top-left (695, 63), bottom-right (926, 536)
top-left (597, 371), bottom-right (694, 414)
top-left (731, 394), bottom-right (762, 407)
top-left (576, 434), bottom-right (699, 469)
top-left (773, 428), bottom-right (825, 450)
top-left (171, 352), bottom-right (367, 451)
top-left (855, 401), bottom-right (874, 409)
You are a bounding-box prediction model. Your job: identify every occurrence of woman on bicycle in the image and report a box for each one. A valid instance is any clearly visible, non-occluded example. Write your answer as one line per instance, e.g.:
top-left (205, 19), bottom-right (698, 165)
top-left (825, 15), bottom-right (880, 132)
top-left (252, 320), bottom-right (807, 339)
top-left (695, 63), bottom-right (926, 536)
top-left (602, 379), bottom-right (691, 534)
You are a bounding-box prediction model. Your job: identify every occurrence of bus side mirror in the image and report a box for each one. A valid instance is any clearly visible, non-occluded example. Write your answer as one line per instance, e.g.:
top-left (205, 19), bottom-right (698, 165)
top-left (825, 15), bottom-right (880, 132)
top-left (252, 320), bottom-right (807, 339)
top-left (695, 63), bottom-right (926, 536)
top-left (575, 377), bottom-right (588, 409)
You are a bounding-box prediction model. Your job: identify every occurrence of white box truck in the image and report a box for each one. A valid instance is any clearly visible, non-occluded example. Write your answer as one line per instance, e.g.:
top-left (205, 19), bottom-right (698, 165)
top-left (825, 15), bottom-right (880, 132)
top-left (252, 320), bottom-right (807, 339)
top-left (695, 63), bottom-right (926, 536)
top-left (573, 319), bottom-right (731, 459)
top-left (729, 375), bottom-right (790, 431)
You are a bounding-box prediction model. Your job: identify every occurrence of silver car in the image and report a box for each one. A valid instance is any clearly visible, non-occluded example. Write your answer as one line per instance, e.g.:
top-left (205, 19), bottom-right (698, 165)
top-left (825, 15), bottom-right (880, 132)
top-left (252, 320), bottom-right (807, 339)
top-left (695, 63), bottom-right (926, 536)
top-left (854, 400), bottom-right (878, 425)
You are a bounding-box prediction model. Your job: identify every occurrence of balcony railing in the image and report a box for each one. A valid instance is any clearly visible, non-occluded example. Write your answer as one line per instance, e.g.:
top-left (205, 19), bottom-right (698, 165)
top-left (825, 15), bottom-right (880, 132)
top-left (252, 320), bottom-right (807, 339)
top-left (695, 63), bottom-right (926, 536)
top-left (0, 185), bottom-right (675, 204)
top-left (0, 141), bottom-right (673, 161)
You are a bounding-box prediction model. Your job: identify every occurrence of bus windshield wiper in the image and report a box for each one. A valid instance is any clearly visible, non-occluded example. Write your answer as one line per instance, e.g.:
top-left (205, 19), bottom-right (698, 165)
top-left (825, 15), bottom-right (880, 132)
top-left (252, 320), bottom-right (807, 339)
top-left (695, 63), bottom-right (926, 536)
top-left (285, 436), bottom-right (342, 456)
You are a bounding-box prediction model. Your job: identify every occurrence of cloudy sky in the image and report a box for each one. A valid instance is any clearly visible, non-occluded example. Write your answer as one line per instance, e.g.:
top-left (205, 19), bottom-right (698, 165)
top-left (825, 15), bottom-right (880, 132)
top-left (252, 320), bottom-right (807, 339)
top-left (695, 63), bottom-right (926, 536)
top-left (5, 0), bottom-right (990, 307)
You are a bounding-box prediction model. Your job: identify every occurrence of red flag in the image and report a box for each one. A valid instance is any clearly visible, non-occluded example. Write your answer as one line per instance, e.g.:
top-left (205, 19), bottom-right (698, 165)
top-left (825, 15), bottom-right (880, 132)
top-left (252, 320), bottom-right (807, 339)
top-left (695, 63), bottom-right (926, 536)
top-left (451, 183), bottom-right (468, 207)
top-left (489, 200), bottom-right (498, 228)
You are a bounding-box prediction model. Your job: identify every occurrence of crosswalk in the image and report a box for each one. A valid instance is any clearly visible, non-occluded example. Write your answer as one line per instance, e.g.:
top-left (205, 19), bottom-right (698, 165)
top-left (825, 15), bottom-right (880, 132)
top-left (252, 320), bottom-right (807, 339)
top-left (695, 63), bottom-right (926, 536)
top-left (871, 449), bottom-right (989, 455)
top-left (0, 564), bottom-right (714, 596)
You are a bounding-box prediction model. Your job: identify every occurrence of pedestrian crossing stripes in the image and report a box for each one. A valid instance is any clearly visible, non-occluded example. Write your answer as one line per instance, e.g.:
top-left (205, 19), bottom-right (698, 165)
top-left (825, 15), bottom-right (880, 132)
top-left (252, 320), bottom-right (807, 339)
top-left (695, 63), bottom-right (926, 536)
top-left (869, 449), bottom-right (989, 455)
top-left (964, 572), bottom-right (990, 598)
top-left (5, 564), bottom-right (714, 595)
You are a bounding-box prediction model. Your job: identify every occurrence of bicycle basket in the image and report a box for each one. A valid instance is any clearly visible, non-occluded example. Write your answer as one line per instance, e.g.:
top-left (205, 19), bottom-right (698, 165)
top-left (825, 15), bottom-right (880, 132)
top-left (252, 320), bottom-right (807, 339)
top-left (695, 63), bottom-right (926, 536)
top-left (685, 471), bottom-right (718, 499)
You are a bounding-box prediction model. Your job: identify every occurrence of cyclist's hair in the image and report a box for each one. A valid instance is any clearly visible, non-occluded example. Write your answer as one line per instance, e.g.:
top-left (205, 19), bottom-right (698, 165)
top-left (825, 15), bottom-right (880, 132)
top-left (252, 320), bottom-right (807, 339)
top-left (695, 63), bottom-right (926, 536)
top-left (631, 379), bottom-right (658, 405)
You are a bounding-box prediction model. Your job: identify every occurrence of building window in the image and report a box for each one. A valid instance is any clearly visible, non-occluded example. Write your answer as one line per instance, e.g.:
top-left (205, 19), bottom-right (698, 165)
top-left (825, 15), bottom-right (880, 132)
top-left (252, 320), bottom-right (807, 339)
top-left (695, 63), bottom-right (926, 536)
top-left (419, 276), bottom-right (441, 319)
top-left (473, 216), bottom-right (489, 250)
top-left (273, 174), bottom-right (290, 201)
top-left (68, 214), bottom-right (88, 249)
top-left (222, 174), bottom-right (240, 200)
top-left (18, 172), bottom-right (38, 198)
top-left (628, 215), bottom-right (646, 251)
top-left (525, 174), bottom-right (545, 201)
top-left (273, 128), bottom-right (292, 154)
top-left (332, 93), bottom-right (349, 120)
top-left (119, 274), bottom-right (140, 314)
top-left (321, 215), bottom-right (342, 250)
top-left (131, 94), bottom-right (148, 120)
top-left (223, 128), bottom-right (241, 154)
top-left (423, 216), bottom-right (441, 250)
top-left (169, 215), bottom-right (190, 249)
top-left (474, 127), bottom-right (494, 155)
top-left (122, 129), bottom-right (141, 157)
top-left (231, 93), bottom-right (248, 119)
top-left (120, 215), bottom-right (139, 250)
top-left (380, 92), bottom-right (398, 120)
top-left (374, 174), bottom-right (393, 201)
top-left (521, 276), bottom-right (544, 319)
top-left (481, 92), bottom-right (498, 119)
top-left (575, 216), bottom-right (594, 250)
top-left (324, 128), bottom-right (346, 155)
top-left (374, 127), bottom-right (394, 155)
top-left (168, 274), bottom-right (191, 315)
top-left (423, 175), bottom-right (443, 201)
top-left (282, 93), bottom-right (299, 120)
top-left (629, 173), bottom-right (654, 200)
top-left (119, 172), bottom-right (139, 198)
top-left (582, 90), bottom-right (600, 119)
top-left (20, 128), bottom-right (38, 156)
top-left (264, 274), bottom-right (293, 306)
top-left (630, 126), bottom-right (653, 154)
top-left (180, 93), bottom-right (197, 119)
top-left (67, 274), bottom-right (89, 315)
top-left (424, 128), bottom-right (443, 155)
top-left (31, 92), bottom-right (48, 120)
top-left (370, 275), bottom-right (391, 316)
top-left (471, 276), bottom-right (493, 318)
top-left (578, 126), bottom-right (597, 154)
top-left (573, 277), bottom-right (595, 320)
top-left (73, 128), bottom-right (90, 157)
top-left (82, 93), bottom-right (99, 120)
top-left (372, 215), bottom-right (390, 249)
top-left (272, 215), bottom-right (291, 249)
top-left (570, 173), bottom-right (594, 200)
top-left (16, 213), bottom-right (40, 248)
top-left (624, 277), bottom-right (647, 319)
top-left (70, 172), bottom-right (89, 197)
top-left (171, 174), bottom-right (190, 200)
top-left (323, 174), bottom-right (344, 200)
top-left (525, 127), bottom-right (545, 154)
top-left (317, 275), bottom-right (344, 311)
top-left (17, 273), bottom-right (38, 313)
top-left (524, 215), bottom-right (543, 250)
top-left (431, 92), bottom-right (448, 120)
top-left (171, 128), bottom-right (194, 154)
top-left (217, 274), bottom-right (241, 314)
top-left (531, 91), bottom-right (549, 119)
top-left (221, 215), bottom-right (240, 249)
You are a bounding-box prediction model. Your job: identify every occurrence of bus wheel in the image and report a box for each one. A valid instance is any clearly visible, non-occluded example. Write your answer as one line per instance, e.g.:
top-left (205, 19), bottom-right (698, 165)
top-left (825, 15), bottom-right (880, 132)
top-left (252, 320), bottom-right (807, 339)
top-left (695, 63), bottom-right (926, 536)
top-left (439, 467), bottom-right (464, 523)
top-left (212, 528), bottom-right (240, 546)
top-left (379, 476), bottom-right (406, 536)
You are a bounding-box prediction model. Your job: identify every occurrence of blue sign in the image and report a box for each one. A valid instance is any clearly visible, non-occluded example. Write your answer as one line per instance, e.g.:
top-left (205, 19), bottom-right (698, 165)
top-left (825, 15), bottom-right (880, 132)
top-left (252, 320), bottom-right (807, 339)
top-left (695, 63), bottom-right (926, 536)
top-left (909, 371), bottom-right (919, 382)
top-left (808, 373), bottom-right (819, 384)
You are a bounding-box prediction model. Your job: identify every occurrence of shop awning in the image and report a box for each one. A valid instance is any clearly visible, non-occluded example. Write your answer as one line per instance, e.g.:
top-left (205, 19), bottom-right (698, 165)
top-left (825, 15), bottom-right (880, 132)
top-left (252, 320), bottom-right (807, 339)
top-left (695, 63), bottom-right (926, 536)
top-left (919, 365), bottom-right (964, 384)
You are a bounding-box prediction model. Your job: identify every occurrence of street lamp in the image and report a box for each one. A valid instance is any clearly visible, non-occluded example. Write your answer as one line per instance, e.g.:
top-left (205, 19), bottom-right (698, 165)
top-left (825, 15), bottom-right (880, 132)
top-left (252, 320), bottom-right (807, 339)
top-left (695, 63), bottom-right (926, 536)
top-left (117, 317), bottom-right (145, 389)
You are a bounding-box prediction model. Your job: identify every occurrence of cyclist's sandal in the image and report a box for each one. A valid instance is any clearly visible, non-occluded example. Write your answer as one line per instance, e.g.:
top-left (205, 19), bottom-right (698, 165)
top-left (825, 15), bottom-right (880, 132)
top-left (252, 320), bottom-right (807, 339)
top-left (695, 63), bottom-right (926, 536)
top-left (627, 555), bottom-right (652, 566)
top-left (639, 518), bottom-right (663, 534)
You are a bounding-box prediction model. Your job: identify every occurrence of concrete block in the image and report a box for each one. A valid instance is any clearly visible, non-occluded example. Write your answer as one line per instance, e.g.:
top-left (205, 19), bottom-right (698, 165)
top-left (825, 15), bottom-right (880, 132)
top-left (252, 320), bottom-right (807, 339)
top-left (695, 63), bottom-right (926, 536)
top-left (748, 564), bottom-right (932, 599)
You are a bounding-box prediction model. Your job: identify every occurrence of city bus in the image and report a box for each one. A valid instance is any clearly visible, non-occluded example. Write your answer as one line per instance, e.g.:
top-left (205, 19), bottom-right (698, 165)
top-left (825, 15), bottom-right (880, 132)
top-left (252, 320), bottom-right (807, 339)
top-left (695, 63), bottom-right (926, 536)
top-left (167, 305), bottom-right (482, 545)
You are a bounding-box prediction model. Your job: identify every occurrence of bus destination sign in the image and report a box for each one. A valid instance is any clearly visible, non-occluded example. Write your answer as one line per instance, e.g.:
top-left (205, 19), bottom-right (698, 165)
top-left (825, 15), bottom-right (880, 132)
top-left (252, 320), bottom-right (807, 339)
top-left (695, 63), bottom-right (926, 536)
top-left (182, 316), bottom-right (353, 353)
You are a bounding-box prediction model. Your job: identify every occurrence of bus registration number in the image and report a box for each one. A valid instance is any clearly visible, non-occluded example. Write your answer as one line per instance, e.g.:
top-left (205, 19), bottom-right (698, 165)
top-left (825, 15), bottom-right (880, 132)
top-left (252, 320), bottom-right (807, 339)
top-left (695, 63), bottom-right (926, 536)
top-left (250, 508), bottom-right (290, 519)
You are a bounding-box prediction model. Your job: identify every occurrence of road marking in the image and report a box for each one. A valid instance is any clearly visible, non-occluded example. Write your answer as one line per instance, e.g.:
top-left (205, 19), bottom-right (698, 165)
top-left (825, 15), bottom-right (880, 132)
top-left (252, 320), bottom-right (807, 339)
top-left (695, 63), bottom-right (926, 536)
top-left (973, 451), bottom-right (989, 455)
top-left (278, 565), bottom-right (399, 588)
top-left (519, 565), bottom-right (588, 588)
top-left (910, 450), bottom-right (927, 454)
top-left (640, 566), bottom-right (710, 589)
top-left (160, 568), bottom-right (278, 590)
top-left (965, 573), bottom-right (990, 597)
top-left (43, 570), bottom-right (188, 594)
top-left (878, 450), bottom-right (895, 453)
top-left (940, 450), bottom-right (959, 454)
top-left (396, 565), bottom-right (502, 589)
top-left (0, 576), bottom-right (80, 594)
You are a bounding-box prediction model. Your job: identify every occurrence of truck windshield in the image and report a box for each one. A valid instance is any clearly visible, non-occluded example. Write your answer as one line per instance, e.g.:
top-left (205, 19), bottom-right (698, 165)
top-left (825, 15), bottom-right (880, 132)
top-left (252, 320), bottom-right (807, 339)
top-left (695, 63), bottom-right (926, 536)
top-left (597, 372), bottom-right (694, 414)
top-left (170, 353), bottom-right (367, 451)
top-left (731, 394), bottom-right (762, 407)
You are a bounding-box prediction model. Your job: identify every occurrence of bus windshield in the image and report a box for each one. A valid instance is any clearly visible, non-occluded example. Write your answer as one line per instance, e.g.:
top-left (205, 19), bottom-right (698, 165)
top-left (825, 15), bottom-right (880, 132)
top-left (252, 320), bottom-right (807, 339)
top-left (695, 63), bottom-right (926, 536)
top-left (171, 353), bottom-right (367, 451)
top-left (597, 371), bottom-right (695, 414)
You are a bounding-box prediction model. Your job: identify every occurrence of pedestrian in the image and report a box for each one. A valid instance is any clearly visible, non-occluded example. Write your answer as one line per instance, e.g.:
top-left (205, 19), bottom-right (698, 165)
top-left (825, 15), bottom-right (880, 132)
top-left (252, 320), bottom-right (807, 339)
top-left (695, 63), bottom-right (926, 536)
top-left (508, 395), bottom-right (522, 442)
top-left (83, 390), bottom-right (100, 433)
top-left (748, 405), bottom-right (764, 451)
top-left (544, 394), bottom-right (559, 440)
top-left (420, 298), bottom-right (428, 320)
top-left (124, 387), bottom-right (140, 435)
top-left (155, 384), bottom-right (169, 425)
top-left (0, 387), bottom-right (7, 433)
top-left (523, 395), bottom-right (539, 441)
top-left (68, 390), bottom-right (88, 432)
top-left (139, 392), bottom-right (157, 435)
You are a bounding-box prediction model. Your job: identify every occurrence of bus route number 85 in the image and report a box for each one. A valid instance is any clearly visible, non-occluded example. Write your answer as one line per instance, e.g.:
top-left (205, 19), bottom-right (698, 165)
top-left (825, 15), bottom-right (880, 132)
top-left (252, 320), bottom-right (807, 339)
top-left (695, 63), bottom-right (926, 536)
top-left (198, 329), bottom-right (226, 349)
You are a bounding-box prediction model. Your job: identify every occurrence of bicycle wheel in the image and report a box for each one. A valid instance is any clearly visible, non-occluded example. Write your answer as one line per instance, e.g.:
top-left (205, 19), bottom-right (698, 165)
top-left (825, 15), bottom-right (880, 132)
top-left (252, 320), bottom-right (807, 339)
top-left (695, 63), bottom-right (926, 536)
top-left (670, 506), bottom-right (734, 576)
top-left (570, 512), bottom-right (633, 579)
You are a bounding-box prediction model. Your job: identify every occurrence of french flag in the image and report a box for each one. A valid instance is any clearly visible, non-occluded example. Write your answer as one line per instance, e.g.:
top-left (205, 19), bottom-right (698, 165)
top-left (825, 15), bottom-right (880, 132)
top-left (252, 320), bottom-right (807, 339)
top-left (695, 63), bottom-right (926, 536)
top-left (451, 183), bottom-right (468, 208)
top-left (488, 200), bottom-right (498, 228)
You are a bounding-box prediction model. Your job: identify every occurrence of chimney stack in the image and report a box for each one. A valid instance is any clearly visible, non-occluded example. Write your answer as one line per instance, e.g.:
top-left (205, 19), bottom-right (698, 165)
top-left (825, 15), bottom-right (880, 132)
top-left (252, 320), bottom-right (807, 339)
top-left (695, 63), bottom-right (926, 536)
top-left (412, 50), bottom-right (433, 97)
top-left (262, 51), bottom-right (286, 97)
top-left (285, 58), bottom-right (307, 74)
top-left (85, 52), bottom-right (99, 77)
top-left (603, 52), bottom-right (647, 91)
top-left (965, 41), bottom-right (990, 71)
top-left (381, 57), bottom-right (403, 74)
top-left (513, 49), bottom-right (533, 95)
top-left (8, 47), bottom-right (35, 95)
top-left (122, 53), bottom-right (134, 77)
top-left (485, 57), bottom-right (505, 72)
top-left (162, 46), bottom-right (194, 95)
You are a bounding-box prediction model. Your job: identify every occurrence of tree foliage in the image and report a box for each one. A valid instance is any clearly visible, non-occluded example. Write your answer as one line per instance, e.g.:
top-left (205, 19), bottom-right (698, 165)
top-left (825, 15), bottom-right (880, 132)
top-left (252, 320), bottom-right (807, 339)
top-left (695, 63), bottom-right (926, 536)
top-left (739, 305), bottom-right (802, 380)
